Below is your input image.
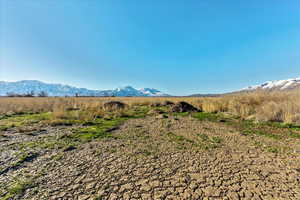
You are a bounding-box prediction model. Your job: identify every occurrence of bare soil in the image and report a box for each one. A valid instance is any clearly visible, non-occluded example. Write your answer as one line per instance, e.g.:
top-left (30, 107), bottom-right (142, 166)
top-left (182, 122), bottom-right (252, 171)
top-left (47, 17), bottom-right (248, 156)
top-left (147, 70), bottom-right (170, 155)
top-left (0, 114), bottom-right (300, 200)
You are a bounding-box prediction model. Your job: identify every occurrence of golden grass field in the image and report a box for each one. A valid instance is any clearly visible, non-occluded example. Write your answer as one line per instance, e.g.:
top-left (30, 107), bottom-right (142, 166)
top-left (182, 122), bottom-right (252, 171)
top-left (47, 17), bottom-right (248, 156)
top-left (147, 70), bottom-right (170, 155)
top-left (1, 90), bottom-right (300, 124)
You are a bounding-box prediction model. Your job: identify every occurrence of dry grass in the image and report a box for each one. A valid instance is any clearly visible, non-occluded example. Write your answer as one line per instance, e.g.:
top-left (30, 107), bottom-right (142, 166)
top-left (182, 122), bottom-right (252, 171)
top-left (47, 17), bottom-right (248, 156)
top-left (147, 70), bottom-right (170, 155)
top-left (0, 90), bottom-right (300, 124)
top-left (198, 90), bottom-right (300, 123)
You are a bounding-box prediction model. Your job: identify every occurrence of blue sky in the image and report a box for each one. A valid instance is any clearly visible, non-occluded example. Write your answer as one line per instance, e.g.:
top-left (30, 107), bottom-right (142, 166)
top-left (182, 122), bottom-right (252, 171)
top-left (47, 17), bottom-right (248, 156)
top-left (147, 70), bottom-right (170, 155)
top-left (1, 0), bottom-right (300, 95)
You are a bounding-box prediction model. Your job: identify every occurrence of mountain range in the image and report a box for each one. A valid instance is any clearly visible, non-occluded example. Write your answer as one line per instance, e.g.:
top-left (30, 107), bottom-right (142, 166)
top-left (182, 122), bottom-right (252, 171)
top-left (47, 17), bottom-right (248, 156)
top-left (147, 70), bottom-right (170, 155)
top-left (1, 77), bottom-right (299, 97)
top-left (189, 77), bottom-right (300, 97)
top-left (0, 80), bottom-right (169, 97)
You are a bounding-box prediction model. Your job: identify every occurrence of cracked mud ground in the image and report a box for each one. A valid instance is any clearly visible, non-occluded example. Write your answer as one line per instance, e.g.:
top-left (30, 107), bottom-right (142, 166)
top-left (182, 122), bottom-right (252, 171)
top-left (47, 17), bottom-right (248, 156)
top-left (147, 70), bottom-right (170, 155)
top-left (1, 113), bottom-right (300, 200)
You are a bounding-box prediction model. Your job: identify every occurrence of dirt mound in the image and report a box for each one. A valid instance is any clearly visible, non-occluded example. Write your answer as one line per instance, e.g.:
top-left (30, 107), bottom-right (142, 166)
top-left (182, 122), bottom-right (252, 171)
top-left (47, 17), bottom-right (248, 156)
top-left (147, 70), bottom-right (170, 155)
top-left (162, 100), bottom-right (175, 106)
top-left (171, 101), bottom-right (199, 113)
top-left (150, 101), bottom-right (175, 107)
top-left (103, 101), bottom-right (126, 111)
top-left (66, 107), bottom-right (80, 111)
top-left (150, 102), bottom-right (163, 107)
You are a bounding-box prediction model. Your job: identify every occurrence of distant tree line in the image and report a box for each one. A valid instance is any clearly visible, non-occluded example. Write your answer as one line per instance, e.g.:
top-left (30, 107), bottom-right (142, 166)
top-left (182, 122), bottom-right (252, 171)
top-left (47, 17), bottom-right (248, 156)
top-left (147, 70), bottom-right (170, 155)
top-left (6, 91), bottom-right (48, 97)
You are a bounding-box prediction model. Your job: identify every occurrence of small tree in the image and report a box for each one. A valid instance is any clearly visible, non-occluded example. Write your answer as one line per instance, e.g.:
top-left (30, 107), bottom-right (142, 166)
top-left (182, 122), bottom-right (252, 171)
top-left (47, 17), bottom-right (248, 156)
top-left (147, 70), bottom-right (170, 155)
top-left (38, 91), bottom-right (48, 97)
top-left (24, 91), bottom-right (35, 97)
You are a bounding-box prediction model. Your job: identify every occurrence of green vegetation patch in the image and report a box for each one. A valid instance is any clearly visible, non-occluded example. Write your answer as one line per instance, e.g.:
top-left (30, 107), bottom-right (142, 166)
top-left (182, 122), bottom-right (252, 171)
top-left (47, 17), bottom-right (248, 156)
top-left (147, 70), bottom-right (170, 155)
top-left (166, 132), bottom-right (222, 150)
top-left (1, 179), bottom-right (35, 200)
top-left (67, 106), bottom-right (151, 142)
top-left (125, 106), bottom-right (151, 118)
top-left (18, 107), bottom-right (153, 152)
top-left (0, 113), bottom-right (51, 130)
top-left (192, 111), bottom-right (299, 140)
top-left (166, 132), bottom-right (193, 145)
top-left (70, 117), bottom-right (127, 142)
top-left (243, 129), bottom-right (281, 139)
top-left (20, 136), bottom-right (77, 152)
top-left (262, 121), bottom-right (300, 130)
top-left (193, 112), bottom-right (220, 122)
top-left (192, 112), bottom-right (233, 124)
top-left (172, 112), bottom-right (190, 117)
top-left (262, 122), bottom-right (300, 139)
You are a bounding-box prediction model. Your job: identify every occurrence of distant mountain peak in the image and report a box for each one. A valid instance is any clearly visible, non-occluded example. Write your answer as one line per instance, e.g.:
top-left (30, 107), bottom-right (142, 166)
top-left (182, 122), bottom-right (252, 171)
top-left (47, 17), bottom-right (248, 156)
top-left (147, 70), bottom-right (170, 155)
top-left (0, 80), bottom-right (170, 97)
top-left (116, 86), bottom-right (136, 91)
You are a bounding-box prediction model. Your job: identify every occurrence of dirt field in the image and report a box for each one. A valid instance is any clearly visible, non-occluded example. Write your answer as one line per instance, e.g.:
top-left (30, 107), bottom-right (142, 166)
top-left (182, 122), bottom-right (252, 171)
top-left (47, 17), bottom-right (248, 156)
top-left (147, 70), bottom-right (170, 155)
top-left (0, 102), bottom-right (300, 200)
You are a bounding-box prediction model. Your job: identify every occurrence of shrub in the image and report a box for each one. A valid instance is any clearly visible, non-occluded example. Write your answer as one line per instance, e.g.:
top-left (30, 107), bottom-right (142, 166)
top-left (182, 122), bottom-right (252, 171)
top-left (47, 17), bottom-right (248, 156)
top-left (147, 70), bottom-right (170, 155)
top-left (103, 101), bottom-right (126, 111)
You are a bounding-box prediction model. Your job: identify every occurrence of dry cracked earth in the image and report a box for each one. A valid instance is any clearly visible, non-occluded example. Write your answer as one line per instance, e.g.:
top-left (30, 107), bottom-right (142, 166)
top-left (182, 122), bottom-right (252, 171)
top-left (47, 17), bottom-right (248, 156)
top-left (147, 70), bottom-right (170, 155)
top-left (1, 113), bottom-right (300, 200)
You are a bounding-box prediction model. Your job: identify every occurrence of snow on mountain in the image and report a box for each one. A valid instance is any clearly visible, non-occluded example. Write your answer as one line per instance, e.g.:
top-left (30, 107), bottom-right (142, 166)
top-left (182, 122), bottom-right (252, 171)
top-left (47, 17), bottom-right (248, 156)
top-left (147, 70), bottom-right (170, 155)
top-left (0, 80), bottom-right (170, 97)
top-left (139, 88), bottom-right (167, 96)
top-left (243, 77), bottom-right (300, 91)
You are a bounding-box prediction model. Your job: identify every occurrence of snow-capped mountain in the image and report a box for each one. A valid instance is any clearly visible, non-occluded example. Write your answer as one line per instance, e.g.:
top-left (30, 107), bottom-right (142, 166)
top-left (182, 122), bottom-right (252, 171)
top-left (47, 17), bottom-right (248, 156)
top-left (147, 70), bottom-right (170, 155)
top-left (243, 77), bottom-right (300, 91)
top-left (0, 80), bottom-right (170, 97)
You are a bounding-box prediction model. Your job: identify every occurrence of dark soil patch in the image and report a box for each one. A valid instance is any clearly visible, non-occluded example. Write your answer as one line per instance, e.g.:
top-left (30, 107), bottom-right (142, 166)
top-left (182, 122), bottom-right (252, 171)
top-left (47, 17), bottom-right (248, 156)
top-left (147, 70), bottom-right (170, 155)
top-left (171, 101), bottom-right (199, 113)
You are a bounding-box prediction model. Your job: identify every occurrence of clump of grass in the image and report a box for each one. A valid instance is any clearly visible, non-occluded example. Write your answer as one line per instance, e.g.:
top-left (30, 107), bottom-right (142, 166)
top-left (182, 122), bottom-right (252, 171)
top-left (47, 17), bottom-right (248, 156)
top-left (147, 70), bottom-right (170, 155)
top-left (136, 149), bottom-right (153, 156)
top-left (201, 99), bottom-right (227, 113)
top-left (196, 133), bottom-right (223, 149)
top-left (211, 136), bottom-right (222, 143)
top-left (51, 153), bottom-right (64, 161)
top-left (288, 131), bottom-right (300, 139)
top-left (197, 133), bottom-right (209, 141)
top-left (266, 146), bottom-right (280, 153)
top-left (166, 132), bottom-right (222, 150)
top-left (167, 132), bottom-right (193, 144)
top-left (166, 132), bottom-right (194, 150)
top-left (1, 152), bottom-right (40, 174)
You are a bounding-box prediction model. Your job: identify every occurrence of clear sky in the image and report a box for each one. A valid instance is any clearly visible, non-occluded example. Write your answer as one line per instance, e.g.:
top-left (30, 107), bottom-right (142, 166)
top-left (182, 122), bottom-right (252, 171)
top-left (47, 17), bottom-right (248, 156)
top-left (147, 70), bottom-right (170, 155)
top-left (1, 0), bottom-right (300, 95)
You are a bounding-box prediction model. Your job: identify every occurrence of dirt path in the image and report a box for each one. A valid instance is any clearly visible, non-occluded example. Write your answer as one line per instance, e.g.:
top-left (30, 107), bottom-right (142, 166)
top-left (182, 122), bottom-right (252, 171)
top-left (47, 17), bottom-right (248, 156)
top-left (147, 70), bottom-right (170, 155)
top-left (1, 115), bottom-right (300, 199)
